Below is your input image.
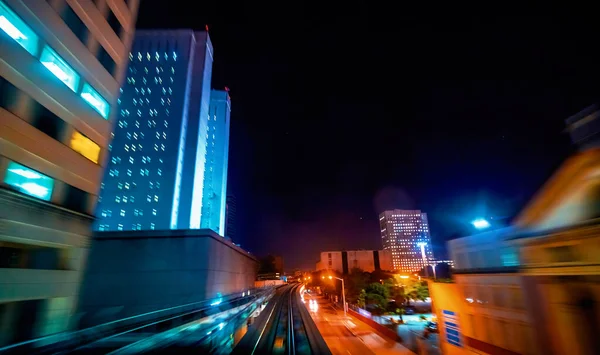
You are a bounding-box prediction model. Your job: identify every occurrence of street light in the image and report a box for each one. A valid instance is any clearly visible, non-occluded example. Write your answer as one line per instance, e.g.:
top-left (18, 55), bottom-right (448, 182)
top-left (328, 275), bottom-right (347, 318)
top-left (417, 242), bottom-right (429, 278)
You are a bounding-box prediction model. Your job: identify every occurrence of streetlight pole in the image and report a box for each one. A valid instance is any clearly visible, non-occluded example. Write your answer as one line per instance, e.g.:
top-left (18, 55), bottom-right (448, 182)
top-left (329, 276), bottom-right (346, 318)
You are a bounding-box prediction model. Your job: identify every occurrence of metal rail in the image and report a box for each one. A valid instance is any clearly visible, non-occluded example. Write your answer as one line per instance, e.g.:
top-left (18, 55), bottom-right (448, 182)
top-left (234, 283), bottom-right (331, 355)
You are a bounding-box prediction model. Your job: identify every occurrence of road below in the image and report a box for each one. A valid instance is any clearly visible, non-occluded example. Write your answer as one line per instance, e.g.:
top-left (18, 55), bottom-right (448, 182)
top-left (304, 292), bottom-right (414, 355)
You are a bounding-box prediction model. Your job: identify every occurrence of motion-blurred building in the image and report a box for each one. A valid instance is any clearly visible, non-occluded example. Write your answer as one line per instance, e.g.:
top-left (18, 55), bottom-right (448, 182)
top-left (379, 209), bottom-right (434, 273)
top-left (0, 0), bottom-right (138, 345)
top-left (315, 250), bottom-right (393, 274)
top-left (95, 30), bottom-right (230, 235)
top-left (430, 105), bottom-right (600, 355)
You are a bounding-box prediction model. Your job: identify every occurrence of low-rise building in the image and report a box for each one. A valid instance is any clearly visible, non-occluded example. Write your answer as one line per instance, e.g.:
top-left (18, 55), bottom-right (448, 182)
top-left (315, 250), bottom-right (392, 274)
top-left (430, 106), bottom-right (600, 355)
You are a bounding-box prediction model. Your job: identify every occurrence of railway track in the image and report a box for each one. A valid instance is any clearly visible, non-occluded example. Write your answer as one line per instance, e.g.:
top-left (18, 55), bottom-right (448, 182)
top-left (233, 284), bottom-right (331, 355)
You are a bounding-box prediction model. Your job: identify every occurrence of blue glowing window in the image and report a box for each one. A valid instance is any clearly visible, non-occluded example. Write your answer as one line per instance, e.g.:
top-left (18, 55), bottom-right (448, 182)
top-left (40, 46), bottom-right (79, 92)
top-left (81, 83), bottom-right (109, 119)
top-left (4, 161), bottom-right (54, 201)
top-left (0, 1), bottom-right (39, 55)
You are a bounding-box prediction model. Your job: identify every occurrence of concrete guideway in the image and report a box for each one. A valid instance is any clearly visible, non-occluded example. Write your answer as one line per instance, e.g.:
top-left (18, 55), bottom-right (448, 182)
top-left (232, 283), bottom-right (331, 355)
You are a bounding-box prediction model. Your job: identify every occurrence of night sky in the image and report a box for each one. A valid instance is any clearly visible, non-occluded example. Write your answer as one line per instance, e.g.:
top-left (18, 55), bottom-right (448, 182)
top-left (137, 2), bottom-right (599, 269)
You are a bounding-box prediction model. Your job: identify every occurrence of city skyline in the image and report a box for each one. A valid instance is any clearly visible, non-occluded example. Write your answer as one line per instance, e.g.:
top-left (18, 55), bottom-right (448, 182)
top-left (134, 1), bottom-right (594, 270)
top-left (0, 0), bottom-right (598, 352)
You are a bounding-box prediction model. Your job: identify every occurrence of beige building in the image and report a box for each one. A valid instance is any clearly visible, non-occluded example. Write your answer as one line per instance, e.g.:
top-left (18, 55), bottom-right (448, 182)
top-left (316, 250), bottom-right (393, 273)
top-left (431, 108), bottom-right (600, 355)
top-left (0, 0), bottom-right (138, 346)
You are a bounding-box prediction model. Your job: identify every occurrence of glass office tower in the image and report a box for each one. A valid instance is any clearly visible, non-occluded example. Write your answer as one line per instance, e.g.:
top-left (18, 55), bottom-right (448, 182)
top-left (200, 90), bottom-right (231, 234)
top-left (96, 30), bottom-right (229, 233)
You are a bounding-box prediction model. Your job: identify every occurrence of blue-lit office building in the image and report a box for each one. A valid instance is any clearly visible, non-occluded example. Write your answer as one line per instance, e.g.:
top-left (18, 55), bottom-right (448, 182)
top-left (96, 30), bottom-right (233, 233)
top-left (200, 90), bottom-right (231, 234)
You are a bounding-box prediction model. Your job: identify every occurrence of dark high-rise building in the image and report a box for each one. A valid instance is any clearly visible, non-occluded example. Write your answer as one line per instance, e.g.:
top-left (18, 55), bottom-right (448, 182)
top-left (200, 89), bottom-right (230, 234)
top-left (225, 194), bottom-right (237, 239)
top-left (96, 30), bottom-right (230, 232)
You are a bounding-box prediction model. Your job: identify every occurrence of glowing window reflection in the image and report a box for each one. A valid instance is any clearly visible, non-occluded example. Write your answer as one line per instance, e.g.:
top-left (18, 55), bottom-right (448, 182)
top-left (70, 131), bottom-right (100, 163)
top-left (40, 46), bottom-right (79, 92)
top-left (4, 161), bottom-right (54, 201)
top-left (0, 1), bottom-right (39, 55)
top-left (81, 83), bottom-right (110, 119)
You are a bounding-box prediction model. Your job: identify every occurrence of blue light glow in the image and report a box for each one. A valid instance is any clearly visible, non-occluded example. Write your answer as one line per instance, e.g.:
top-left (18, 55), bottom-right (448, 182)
top-left (4, 161), bottom-right (54, 201)
top-left (472, 218), bottom-right (491, 229)
top-left (210, 298), bottom-right (222, 306)
top-left (0, 1), bottom-right (39, 55)
top-left (40, 46), bottom-right (79, 92)
top-left (81, 83), bottom-right (109, 119)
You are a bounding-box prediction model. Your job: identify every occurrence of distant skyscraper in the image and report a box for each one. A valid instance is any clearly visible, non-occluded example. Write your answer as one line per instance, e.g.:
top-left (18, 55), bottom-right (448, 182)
top-left (225, 194), bottom-right (237, 239)
top-left (379, 209), bottom-right (434, 273)
top-left (200, 90), bottom-right (230, 234)
top-left (96, 30), bottom-right (220, 232)
top-left (0, 0), bottom-right (138, 343)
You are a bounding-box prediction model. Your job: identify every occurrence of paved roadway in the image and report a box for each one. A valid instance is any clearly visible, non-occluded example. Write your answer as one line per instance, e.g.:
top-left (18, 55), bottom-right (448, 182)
top-left (304, 292), bottom-right (414, 355)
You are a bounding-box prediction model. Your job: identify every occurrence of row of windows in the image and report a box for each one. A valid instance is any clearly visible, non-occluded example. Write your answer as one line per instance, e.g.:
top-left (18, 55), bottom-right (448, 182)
top-left (0, 76), bottom-right (100, 164)
top-left (107, 168), bottom-right (164, 177)
top-left (0, 1), bottom-right (111, 119)
top-left (101, 208), bottom-right (158, 217)
top-left (98, 222), bottom-right (156, 231)
top-left (131, 51), bottom-right (178, 62)
top-left (2, 160), bottom-right (90, 214)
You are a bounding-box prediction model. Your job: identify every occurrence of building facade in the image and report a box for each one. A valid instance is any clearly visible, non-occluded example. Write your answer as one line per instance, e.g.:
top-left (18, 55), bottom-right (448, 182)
top-left (95, 30), bottom-right (228, 233)
top-left (200, 89), bottom-right (230, 234)
top-left (0, 0), bottom-right (138, 346)
top-left (431, 108), bottom-right (600, 355)
top-left (379, 209), bottom-right (433, 273)
top-left (315, 250), bottom-right (393, 274)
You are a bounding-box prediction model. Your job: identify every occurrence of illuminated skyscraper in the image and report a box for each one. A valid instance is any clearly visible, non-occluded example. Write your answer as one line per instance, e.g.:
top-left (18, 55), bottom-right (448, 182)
top-left (379, 209), bottom-right (434, 273)
top-left (96, 30), bottom-right (222, 232)
top-left (200, 89), bottom-right (231, 234)
top-left (0, 0), bottom-right (138, 344)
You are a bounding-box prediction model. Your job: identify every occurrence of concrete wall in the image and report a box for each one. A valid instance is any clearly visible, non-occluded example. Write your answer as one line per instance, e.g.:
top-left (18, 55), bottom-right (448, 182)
top-left (78, 229), bottom-right (257, 326)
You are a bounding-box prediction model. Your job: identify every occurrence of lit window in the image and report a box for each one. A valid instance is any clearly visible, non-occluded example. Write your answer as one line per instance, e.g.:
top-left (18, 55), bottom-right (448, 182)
top-left (81, 83), bottom-right (110, 119)
top-left (40, 46), bottom-right (79, 92)
top-left (70, 131), bottom-right (100, 163)
top-left (0, 1), bottom-right (38, 55)
top-left (4, 161), bottom-right (54, 201)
